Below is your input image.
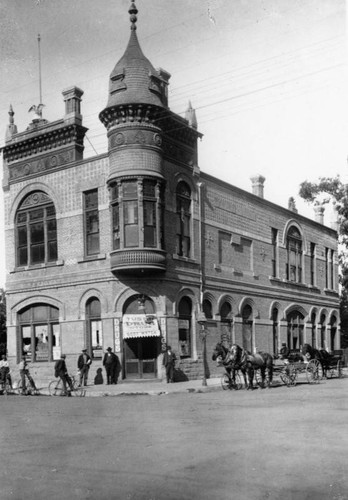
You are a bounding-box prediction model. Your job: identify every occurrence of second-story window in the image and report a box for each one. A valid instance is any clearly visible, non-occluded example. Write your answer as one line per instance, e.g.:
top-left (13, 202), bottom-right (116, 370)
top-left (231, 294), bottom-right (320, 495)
top-left (16, 191), bottom-right (57, 267)
top-left (271, 228), bottom-right (278, 278)
top-left (286, 226), bottom-right (302, 283)
top-left (143, 180), bottom-right (157, 247)
top-left (310, 242), bottom-right (316, 286)
top-left (84, 190), bottom-right (100, 256)
top-left (176, 181), bottom-right (191, 257)
top-left (109, 178), bottom-right (163, 251)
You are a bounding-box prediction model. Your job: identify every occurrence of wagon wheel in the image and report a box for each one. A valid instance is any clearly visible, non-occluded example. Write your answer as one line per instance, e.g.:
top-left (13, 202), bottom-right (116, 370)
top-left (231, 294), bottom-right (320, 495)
top-left (306, 359), bottom-right (322, 384)
top-left (337, 360), bottom-right (343, 378)
top-left (280, 364), bottom-right (297, 387)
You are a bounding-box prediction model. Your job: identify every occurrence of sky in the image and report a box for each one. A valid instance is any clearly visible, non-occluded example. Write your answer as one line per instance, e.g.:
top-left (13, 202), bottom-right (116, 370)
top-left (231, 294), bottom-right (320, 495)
top-left (0, 0), bottom-right (347, 288)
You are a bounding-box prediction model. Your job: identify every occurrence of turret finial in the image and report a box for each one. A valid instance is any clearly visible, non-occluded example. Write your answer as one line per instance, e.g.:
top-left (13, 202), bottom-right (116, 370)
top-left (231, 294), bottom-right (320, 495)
top-left (129, 2), bottom-right (138, 31)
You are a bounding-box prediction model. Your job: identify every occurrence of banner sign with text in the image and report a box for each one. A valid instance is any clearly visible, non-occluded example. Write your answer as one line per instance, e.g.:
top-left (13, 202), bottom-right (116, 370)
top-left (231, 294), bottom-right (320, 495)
top-left (122, 314), bottom-right (160, 339)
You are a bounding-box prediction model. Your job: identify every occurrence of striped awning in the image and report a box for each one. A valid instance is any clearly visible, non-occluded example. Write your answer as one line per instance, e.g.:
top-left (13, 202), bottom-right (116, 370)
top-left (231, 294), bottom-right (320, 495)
top-left (122, 314), bottom-right (160, 339)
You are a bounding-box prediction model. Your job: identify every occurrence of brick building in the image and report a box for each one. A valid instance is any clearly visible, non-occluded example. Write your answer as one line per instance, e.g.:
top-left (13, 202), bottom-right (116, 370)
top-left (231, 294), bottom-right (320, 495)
top-left (1, 3), bottom-right (340, 382)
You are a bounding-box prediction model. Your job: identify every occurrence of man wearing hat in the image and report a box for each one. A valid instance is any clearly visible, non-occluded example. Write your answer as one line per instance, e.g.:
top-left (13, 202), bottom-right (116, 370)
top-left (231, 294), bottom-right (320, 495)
top-left (77, 348), bottom-right (92, 387)
top-left (279, 342), bottom-right (290, 360)
top-left (102, 347), bottom-right (119, 385)
top-left (162, 345), bottom-right (176, 383)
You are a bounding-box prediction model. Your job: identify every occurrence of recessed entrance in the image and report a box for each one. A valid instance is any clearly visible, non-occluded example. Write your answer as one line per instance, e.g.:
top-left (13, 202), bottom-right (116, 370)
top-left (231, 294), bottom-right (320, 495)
top-left (124, 338), bottom-right (159, 379)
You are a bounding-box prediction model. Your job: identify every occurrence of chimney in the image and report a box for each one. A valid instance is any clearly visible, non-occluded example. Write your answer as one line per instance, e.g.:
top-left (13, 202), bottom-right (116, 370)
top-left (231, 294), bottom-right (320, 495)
top-left (250, 175), bottom-right (265, 198)
top-left (314, 203), bottom-right (325, 224)
top-left (62, 86), bottom-right (84, 124)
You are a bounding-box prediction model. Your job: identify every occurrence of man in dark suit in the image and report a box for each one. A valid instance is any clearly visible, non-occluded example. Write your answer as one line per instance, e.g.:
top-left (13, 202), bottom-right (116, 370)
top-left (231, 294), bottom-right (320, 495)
top-left (162, 345), bottom-right (176, 383)
top-left (103, 347), bottom-right (119, 384)
top-left (54, 354), bottom-right (73, 395)
top-left (77, 348), bottom-right (92, 386)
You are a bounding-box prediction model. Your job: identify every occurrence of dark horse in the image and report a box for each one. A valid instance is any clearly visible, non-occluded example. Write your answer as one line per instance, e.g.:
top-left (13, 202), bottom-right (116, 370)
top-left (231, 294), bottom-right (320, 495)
top-left (212, 342), bottom-right (254, 390)
top-left (230, 344), bottom-right (273, 389)
top-left (302, 343), bottom-right (331, 378)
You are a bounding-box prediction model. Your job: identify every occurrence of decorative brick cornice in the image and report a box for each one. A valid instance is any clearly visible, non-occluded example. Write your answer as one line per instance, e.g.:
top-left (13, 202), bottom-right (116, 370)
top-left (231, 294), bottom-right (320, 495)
top-left (99, 104), bottom-right (202, 150)
top-left (3, 123), bottom-right (87, 164)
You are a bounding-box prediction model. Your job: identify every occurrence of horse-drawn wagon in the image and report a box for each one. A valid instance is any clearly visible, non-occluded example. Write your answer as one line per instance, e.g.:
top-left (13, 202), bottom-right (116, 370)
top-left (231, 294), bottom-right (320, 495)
top-left (273, 350), bottom-right (322, 387)
top-left (213, 342), bottom-right (345, 390)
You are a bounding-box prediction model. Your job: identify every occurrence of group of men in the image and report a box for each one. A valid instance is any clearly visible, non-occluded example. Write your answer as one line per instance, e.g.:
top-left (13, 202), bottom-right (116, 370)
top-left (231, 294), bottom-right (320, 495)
top-left (1, 343), bottom-right (177, 396)
top-left (54, 347), bottom-right (120, 394)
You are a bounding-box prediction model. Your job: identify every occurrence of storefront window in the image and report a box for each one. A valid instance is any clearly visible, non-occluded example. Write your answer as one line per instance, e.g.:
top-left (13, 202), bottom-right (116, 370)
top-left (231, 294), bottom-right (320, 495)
top-left (18, 304), bottom-right (60, 362)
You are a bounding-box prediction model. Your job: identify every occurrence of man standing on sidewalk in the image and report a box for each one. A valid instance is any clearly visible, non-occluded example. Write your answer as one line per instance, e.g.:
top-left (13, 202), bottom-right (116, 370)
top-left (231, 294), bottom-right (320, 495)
top-left (77, 348), bottom-right (92, 387)
top-left (163, 345), bottom-right (176, 383)
top-left (103, 347), bottom-right (118, 385)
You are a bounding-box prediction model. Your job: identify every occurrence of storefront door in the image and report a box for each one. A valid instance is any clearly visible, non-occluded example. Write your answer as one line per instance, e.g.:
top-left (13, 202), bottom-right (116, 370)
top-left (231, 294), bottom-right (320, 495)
top-left (124, 338), bottom-right (158, 379)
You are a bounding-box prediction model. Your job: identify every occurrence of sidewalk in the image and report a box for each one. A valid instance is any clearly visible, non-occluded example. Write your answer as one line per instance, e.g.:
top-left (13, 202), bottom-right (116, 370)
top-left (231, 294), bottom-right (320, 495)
top-left (38, 377), bottom-right (223, 397)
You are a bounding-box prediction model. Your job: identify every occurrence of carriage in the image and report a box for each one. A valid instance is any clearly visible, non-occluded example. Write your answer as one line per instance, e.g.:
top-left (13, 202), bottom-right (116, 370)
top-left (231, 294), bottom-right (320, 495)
top-left (215, 343), bottom-right (344, 390)
top-left (275, 348), bottom-right (344, 387)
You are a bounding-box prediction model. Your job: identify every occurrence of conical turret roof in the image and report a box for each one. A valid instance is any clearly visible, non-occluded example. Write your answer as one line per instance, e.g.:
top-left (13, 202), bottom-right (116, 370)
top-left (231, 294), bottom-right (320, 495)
top-left (105, 2), bottom-right (168, 109)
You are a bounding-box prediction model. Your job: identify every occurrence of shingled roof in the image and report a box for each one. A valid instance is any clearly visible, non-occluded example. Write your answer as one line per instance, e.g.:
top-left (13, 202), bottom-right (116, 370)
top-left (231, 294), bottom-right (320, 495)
top-left (105, 3), bottom-right (168, 110)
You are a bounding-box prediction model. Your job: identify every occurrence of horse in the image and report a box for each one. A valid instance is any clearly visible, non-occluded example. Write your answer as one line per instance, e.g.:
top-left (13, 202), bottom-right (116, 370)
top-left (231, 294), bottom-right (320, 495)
top-left (212, 342), bottom-right (254, 390)
top-left (230, 344), bottom-right (273, 389)
top-left (301, 343), bottom-right (331, 378)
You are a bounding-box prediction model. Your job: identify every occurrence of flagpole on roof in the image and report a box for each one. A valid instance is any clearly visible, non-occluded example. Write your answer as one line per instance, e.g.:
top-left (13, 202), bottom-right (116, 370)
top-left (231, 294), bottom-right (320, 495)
top-left (38, 33), bottom-right (42, 106)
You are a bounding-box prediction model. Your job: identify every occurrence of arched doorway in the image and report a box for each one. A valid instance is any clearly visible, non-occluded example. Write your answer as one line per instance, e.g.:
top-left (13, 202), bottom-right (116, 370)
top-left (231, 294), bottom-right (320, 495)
top-left (330, 315), bottom-right (337, 352)
top-left (320, 313), bottom-right (326, 349)
top-left (122, 295), bottom-right (160, 379)
top-left (178, 297), bottom-right (192, 358)
top-left (311, 312), bottom-right (317, 348)
top-left (272, 308), bottom-right (279, 355)
top-left (220, 301), bottom-right (233, 346)
top-left (242, 304), bottom-right (253, 352)
top-left (287, 311), bottom-right (304, 350)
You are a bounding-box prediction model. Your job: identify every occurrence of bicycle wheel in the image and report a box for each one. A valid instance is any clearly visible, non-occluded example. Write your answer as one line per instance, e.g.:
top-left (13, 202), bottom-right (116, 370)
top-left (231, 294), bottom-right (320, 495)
top-left (71, 385), bottom-right (84, 397)
top-left (14, 379), bottom-right (25, 395)
top-left (49, 379), bottom-right (64, 396)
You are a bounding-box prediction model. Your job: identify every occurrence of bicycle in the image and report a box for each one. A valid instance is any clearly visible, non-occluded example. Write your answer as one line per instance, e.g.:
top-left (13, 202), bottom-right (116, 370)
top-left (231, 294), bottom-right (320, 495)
top-left (48, 374), bottom-right (84, 397)
top-left (14, 371), bottom-right (40, 396)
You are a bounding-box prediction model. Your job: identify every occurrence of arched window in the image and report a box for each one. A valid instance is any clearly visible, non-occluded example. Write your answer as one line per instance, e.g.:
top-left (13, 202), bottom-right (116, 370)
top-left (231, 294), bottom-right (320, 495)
top-left (202, 299), bottom-right (213, 320)
top-left (242, 304), bottom-right (253, 352)
top-left (220, 301), bottom-right (232, 346)
top-left (178, 297), bottom-right (192, 357)
top-left (86, 298), bottom-right (102, 359)
top-left (16, 191), bottom-right (57, 267)
top-left (18, 303), bottom-right (60, 362)
top-left (176, 181), bottom-right (191, 257)
top-left (272, 308), bottom-right (279, 355)
top-left (286, 226), bottom-right (302, 283)
top-left (287, 310), bottom-right (304, 350)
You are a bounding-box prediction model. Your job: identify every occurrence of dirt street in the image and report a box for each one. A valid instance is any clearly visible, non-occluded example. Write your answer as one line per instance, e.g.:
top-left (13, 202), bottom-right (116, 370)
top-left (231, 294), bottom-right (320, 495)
top-left (0, 377), bottom-right (347, 500)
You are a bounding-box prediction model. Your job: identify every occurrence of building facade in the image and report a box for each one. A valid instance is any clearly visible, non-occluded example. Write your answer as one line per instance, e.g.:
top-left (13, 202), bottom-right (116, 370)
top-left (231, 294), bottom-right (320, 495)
top-left (1, 3), bottom-right (340, 381)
